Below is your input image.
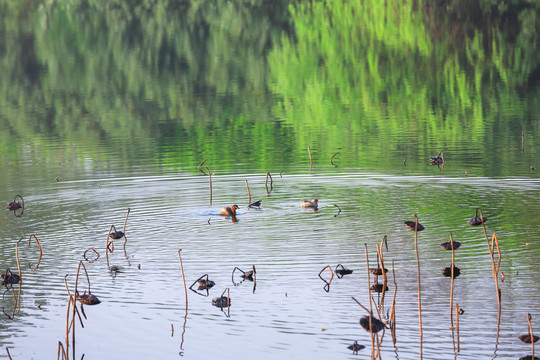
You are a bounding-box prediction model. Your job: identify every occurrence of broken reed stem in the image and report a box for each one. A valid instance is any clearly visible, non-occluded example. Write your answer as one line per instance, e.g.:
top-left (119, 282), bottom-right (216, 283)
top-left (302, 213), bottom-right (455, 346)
top-left (450, 233), bottom-right (455, 331)
top-left (28, 234), bottom-right (43, 270)
top-left (330, 152), bottom-right (339, 166)
top-left (414, 214), bottom-right (423, 354)
top-left (122, 208), bottom-right (130, 233)
top-left (171, 323), bottom-right (174, 337)
top-left (206, 167), bottom-right (212, 206)
top-left (265, 173), bottom-right (273, 194)
top-left (105, 225), bottom-right (115, 267)
top-left (455, 303), bottom-right (461, 352)
top-left (333, 204), bottom-right (341, 217)
top-left (6, 347), bottom-right (12, 360)
top-left (76, 261), bottom-right (92, 294)
top-left (180, 306), bottom-right (188, 352)
top-left (245, 180), bottom-right (251, 204)
top-left (65, 295), bottom-right (72, 349)
top-left (377, 243), bottom-right (387, 284)
top-left (57, 341), bottom-right (67, 360)
top-left (178, 250), bottom-right (188, 308)
top-left (527, 313), bottom-right (535, 356)
top-left (380, 235), bottom-right (388, 252)
top-left (480, 209), bottom-right (501, 307)
top-left (307, 146), bottom-right (313, 175)
top-left (198, 158), bottom-right (207, 174)
top-left (364, 244), bottom-right (376, 360)
top-left (15, 239), bottom-right (23, 315)
top-left (364, 244), bottom-right (374, 313)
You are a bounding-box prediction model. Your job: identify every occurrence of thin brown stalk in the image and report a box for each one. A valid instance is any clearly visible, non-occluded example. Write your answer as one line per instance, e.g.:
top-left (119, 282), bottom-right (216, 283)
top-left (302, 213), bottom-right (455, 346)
top-left (450, 234), bottom-right (455, 331)
top-left (105, 225), bottom-right (115, 268)
top-left (75, 261), bottom-right (92, 294)
top-left (65, 295), bottom-right (72, 347)
top-left (28, 234), bottom-right (43, 270)
top-left (122, 208), bottom-right (130, 251)
top-left (198, 158), bottom-right (207, 174)
top-left (227, 288), bottom-right (230, 316)
top-left (178, 250), bottom-right (188, 308)
top-left (414, 214), bottom-right (423, 357)
top-left (364, 244), bottom-right (375, 360)
top-left (331, 152), bottom-right (339, 167)
top-left (480, 209), bottom-right (501, 307)
top-left (171, 323), bottom-right (174, 337)
top-left (245, 180), bottom-right (251, 204)
top-left (122, 208), bottom-right (130, 233)
top-left (6, 347), bottom-right (12, 360)
top-left (364, 244), bottom-right (374, 313)
top-left (380, 235), bottom-right (388, 252)
top-left (391, 260), bottom-right (397, 345)
top-left (180, 306), bottom-right (188, 354)
top-left (265, 173), bottom-right (273, 194)
top-left (456, 304), bottom-right (461, 352)
top-left (351, 297), bottom-right (371, 313)
top-left (527, 313), bottom-right (535, 356)
top-left (206, 167), bottom-right (212, 206)
top-left (377, 243), bottom-right (387, 284)
top-left (57, 341), bottom-right (67, 360)
top-left (15, 239), bottom-right (23, 315)
top-left (307, 146), bottom-right (313, 175)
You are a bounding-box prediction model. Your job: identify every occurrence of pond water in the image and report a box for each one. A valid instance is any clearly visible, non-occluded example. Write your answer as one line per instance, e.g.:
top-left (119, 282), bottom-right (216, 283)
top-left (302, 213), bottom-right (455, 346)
top-left (1, 1), bottom-right (540, 359)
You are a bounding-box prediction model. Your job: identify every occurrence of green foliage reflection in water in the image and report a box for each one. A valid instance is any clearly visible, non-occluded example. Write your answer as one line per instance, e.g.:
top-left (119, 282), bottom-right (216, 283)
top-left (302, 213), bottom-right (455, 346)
top-left (0, 0), bottom-right (539, 175)
top-left (0, 0), bottom-right (293, 171)
top-left (268, 0), bottom-right (540, 173)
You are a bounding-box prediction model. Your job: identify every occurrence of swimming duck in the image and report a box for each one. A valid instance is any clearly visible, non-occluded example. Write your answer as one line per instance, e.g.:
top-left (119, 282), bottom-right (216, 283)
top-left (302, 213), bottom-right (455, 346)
top-left (219, 205), bottom-right (239, 216)
top-left (301, 198), bottom-right (318, 208)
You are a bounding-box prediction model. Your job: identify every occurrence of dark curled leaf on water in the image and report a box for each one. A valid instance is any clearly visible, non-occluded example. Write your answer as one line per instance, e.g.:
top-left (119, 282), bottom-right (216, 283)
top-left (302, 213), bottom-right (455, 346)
top-left (519, 334), bottom-right (540, 344)
top-left (334, 264), bottom-right (353, 278)
top-left (76, 292), bottom-right (101, 305)
top-left (347, 341), bottom-right (365, 353)
top-left (370, 284), bottom-right (389, 293)
top-left (442, 266), bottom-right (461, 278)
top-left (360, 315), bottom-right (386, 333)
top-left (440, 241), bottom-right (461, 250)
top-left (404, 221), bottom-right (424, 231)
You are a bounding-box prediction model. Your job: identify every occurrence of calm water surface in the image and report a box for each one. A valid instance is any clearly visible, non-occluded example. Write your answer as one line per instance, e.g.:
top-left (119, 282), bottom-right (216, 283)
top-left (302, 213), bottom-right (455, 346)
top-left (1, 0), bottom-right (540, 359)
top-left (1, 166), bottom-right (539, 359)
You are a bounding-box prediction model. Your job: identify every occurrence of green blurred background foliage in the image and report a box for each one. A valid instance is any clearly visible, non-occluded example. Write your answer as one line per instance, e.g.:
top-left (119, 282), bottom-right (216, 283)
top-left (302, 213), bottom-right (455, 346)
top-left (0, 0), bottom-right (539, 173)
